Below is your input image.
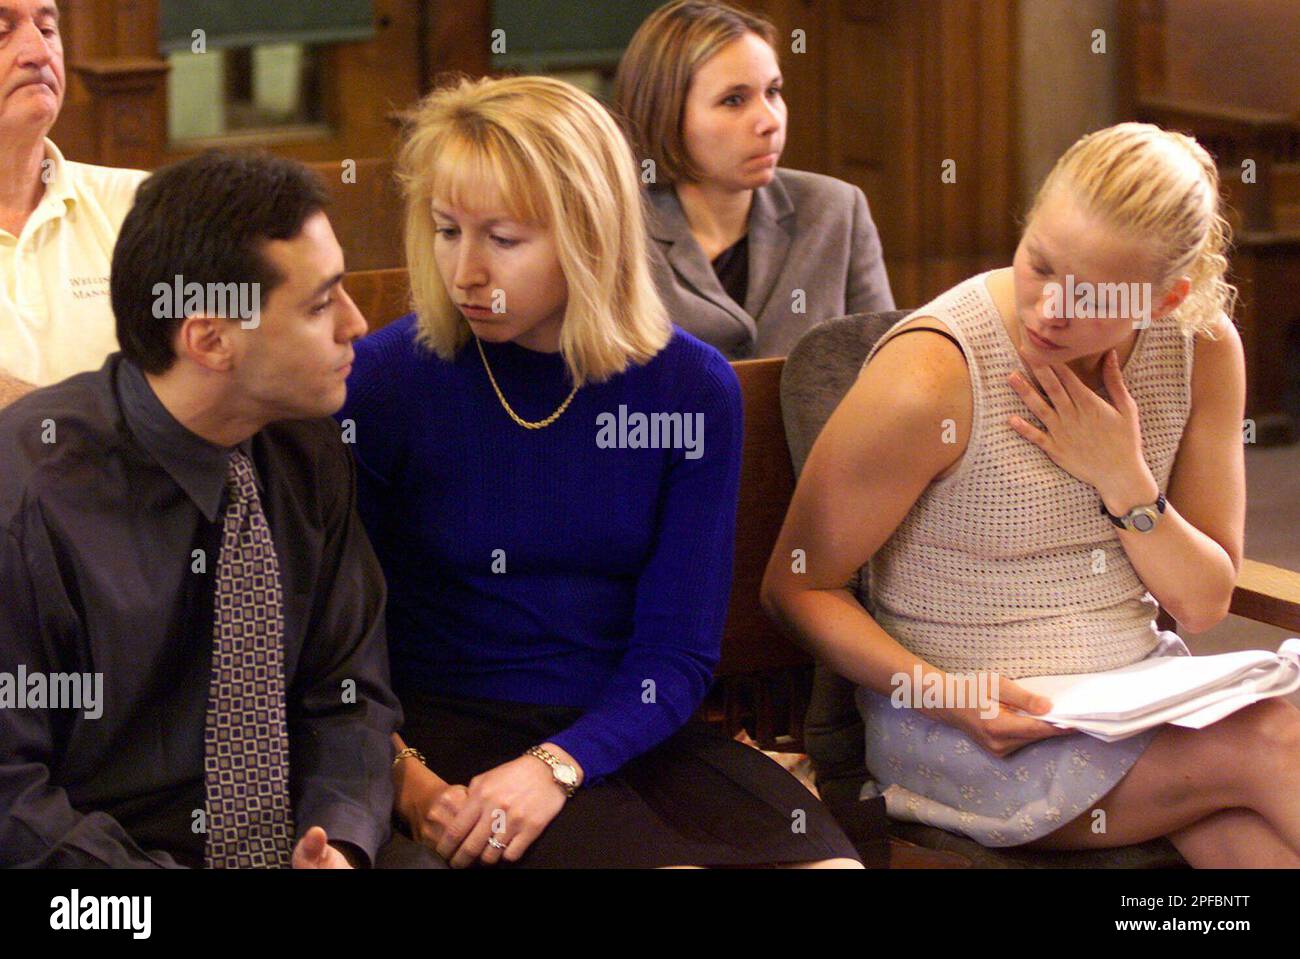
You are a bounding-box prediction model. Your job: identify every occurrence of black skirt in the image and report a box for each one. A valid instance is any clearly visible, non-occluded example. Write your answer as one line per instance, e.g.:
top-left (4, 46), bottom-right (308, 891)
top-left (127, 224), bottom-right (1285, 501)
top-left (397, 690), bottom-right (861, 868)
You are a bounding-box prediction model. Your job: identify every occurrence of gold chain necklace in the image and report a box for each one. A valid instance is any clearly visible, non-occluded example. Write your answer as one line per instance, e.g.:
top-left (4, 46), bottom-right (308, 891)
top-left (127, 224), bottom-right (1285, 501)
top-left (475, 336), bottom-right (578, 430)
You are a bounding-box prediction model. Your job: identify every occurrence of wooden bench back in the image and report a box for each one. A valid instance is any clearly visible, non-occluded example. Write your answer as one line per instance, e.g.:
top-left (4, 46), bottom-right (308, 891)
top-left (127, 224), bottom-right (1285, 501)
top-left (343, 267), bottom-right (411, 334)
top-left (719, 359), bottom-right (809, 675)
top-left (310, 158), bottom-right (405, 272)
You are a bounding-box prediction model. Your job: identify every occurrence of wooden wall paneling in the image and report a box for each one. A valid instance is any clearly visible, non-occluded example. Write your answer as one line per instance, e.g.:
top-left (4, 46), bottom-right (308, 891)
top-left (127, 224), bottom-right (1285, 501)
top-left (46, 0), bottom-right (97, 159)
top-left (928, 2), bottom-right (964, 258)
top-left (1162, 0), bottom-right (1300, 116)
top-left (424, 0), bottom-right (491, 84)
top-left (1115, 0), bottom-right (1141, 119)
top-left (814, 0), bottom-right (922, 305)
top-left (74, 60), bottom-right (170, 171)
top-left (880, 0), bottom-right (1018, 307)
top-left (825, 0), bottom-right (891, 247)
top-left (47, 0), bottom-right (159, 165)
top-left (1133, 0), bottom-right (1167, 96)
top-left (309, 157), bottom-right (406, 271)
top-left (890, 0), bottom-right (925, 281)
top-left (55, 1), bottom-right (426, 169)
top-left (742, 0), bottom-right (829, 175)
top-left (65, 0), bottom-right (169, 169)
top-left (110, 0), bottom-right (156, 55)
top-left (343, 267), bottom-right (412, 332)
top-left (71, 0), bottom-right (116, 57)
top-left (974, 0), bottom-right (1017, 254)
top-left (332, 0), bottom-right (423, 156)
top-left (924, 1), bottom-right (1015, 259)
top-left (1122, 0), bottom-right (1300, 440)
top-left (1115, 0), bottom-right (1168, 116)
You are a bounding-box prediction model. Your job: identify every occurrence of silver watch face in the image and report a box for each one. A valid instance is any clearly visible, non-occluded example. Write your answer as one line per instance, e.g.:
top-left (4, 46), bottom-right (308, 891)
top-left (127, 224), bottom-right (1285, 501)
top-left (1129, 508), bottom-right (1157, 532)
top-left (553, 764), bottom-right (578, 786)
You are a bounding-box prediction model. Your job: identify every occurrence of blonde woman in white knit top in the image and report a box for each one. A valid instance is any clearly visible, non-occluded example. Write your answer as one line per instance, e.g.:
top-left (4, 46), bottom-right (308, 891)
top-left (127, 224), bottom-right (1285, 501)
top-left (764, 123), bottom-right (1300, 866)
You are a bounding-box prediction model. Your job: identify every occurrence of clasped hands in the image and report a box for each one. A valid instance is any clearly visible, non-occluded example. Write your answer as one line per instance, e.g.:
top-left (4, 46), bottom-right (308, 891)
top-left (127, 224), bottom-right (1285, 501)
top-left (1007, 349), bottom-right (1157, 508)
top-left (397, 744), bottom-right (579, 868)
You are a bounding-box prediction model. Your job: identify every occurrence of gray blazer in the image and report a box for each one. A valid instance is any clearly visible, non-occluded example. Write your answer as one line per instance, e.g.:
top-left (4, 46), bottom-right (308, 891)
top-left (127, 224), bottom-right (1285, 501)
top-left (645, 168), bottom-right (895, 359)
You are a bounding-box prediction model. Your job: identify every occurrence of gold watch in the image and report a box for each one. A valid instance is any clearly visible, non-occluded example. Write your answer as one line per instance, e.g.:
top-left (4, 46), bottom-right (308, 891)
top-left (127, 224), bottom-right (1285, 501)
top-left (524, 745), bottom-right (579, 797)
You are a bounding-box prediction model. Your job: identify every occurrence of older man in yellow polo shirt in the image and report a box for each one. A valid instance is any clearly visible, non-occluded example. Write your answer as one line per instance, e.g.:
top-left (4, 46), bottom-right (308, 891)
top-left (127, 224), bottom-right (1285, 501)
top-left (0, 0), bottom-right (146, 402)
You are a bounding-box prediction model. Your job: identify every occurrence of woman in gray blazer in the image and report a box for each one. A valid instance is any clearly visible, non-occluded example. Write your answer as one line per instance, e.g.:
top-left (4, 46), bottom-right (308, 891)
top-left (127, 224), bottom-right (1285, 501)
top-left (614, 0), bottom-right (895, 359)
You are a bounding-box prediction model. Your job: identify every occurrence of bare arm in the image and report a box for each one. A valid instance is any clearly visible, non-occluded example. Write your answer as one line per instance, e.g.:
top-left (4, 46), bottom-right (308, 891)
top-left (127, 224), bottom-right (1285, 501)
top-left (760, 323), bottom-right (1063, 757)
top-left (1100, 314), bottom-right (1245, 632)
top-left (761, 323), bottom-right (970, 694)
top-left (391, 732), bottom-right (452, 822)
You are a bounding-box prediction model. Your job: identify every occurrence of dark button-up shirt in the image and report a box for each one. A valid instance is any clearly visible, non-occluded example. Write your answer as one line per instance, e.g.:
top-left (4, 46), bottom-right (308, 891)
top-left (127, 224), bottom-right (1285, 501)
top-left (0, 354), bottom-right (401, 867)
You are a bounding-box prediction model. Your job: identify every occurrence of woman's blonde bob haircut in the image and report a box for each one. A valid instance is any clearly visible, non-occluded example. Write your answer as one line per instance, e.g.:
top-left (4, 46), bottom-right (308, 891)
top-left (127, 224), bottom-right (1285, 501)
top-left (398, 74), bottom-right (671, 385)
top-left (1029, 122), bottom-right (1236, 339)
top-left (614, 0), bottom-right (779, 186)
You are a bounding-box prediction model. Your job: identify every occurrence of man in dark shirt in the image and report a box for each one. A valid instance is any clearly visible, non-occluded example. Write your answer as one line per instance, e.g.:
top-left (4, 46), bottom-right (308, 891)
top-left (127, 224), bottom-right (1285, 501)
top-left (0, 151), bottom-right (409, 868)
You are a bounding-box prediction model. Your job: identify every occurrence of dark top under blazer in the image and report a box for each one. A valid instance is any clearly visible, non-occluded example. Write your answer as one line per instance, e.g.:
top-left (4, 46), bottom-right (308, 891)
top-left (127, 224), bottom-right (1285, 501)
top-left (645, 168), bottom-right (895, 359)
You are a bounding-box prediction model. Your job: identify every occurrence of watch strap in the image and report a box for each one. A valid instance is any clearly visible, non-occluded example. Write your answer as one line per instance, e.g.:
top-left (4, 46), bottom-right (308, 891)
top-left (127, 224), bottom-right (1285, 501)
top-left (525, 745), bottom-right (577, 796)
top-left (1101, 491), bottom-right (1166, 529)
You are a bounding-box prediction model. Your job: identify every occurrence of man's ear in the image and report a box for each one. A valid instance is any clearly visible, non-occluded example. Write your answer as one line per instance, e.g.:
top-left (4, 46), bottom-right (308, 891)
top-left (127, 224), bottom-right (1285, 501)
top-left (175, 314), bottom-right (237, 372)
top-left (1152, 275), bottom-right (1192, 320)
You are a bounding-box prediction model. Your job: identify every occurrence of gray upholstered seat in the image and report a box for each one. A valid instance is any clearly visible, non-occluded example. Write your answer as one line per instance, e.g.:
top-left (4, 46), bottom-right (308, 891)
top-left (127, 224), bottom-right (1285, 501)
top-left (780, 312), bottom-right (1188, 868)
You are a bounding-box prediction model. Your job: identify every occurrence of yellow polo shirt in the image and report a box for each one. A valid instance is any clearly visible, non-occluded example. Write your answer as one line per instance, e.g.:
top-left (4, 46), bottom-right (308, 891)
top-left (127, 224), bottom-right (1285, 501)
top-left (0, 140), bottom-right (147, 386)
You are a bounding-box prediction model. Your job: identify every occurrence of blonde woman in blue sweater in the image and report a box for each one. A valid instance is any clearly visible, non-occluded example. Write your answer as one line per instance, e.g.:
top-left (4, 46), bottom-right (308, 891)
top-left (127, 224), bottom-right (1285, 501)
top-left (339, 75), bottom-right (860, 868)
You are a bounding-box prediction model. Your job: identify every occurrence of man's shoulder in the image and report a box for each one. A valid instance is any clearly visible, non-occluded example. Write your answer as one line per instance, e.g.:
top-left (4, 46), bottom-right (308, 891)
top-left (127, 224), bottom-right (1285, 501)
top-left (0, 368), bottom-right (119, 449)
top-left (63, 157), bottom-right (149, 190)
top-left (63, 157), bottom-right (149, 216)
top-left (0, 370), bottom-right (123, 525)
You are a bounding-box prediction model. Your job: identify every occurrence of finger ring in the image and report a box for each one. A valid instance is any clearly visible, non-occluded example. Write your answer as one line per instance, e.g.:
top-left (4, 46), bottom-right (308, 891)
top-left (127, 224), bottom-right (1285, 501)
top-left (487, 837), bottom-right (507, 851)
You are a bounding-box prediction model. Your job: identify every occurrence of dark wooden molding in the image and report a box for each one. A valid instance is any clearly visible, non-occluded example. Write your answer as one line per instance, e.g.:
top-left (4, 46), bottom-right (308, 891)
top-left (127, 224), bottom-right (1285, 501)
top-left (69, 58), bottom-right (170, 168)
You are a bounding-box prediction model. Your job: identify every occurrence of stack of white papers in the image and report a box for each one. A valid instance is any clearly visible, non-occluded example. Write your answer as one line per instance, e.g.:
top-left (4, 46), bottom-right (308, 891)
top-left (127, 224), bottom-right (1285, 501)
top-left (1013, 639), bottom-right (1300, 742)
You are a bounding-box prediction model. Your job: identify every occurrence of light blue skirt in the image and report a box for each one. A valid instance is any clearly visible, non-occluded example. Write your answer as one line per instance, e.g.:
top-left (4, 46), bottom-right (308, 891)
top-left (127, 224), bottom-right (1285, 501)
top-left (857, 631), bottom-right (1188, 847)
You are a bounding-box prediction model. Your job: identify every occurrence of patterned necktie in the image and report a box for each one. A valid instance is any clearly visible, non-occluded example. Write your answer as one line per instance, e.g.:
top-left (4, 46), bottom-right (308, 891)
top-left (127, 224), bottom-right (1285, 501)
top-left (203, 449), bottom-right (295, 868)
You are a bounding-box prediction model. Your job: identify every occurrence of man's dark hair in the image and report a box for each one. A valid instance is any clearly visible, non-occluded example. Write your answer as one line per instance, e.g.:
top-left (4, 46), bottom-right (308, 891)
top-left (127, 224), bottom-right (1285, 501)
top-left (111, 151), bottom-right (330, 374)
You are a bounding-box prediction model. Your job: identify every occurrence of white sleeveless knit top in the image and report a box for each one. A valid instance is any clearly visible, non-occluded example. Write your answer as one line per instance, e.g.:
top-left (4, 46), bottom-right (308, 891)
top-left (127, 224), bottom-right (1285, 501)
top-left (864, 271), bottom-right (1194, 678)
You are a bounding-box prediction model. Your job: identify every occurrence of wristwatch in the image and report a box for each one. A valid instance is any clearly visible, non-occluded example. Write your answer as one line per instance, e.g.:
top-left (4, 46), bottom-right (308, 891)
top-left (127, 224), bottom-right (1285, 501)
top-left (1101, 492), bottom-right (1166, 532)
top-left (525, 745), bottom-right (579, 797)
